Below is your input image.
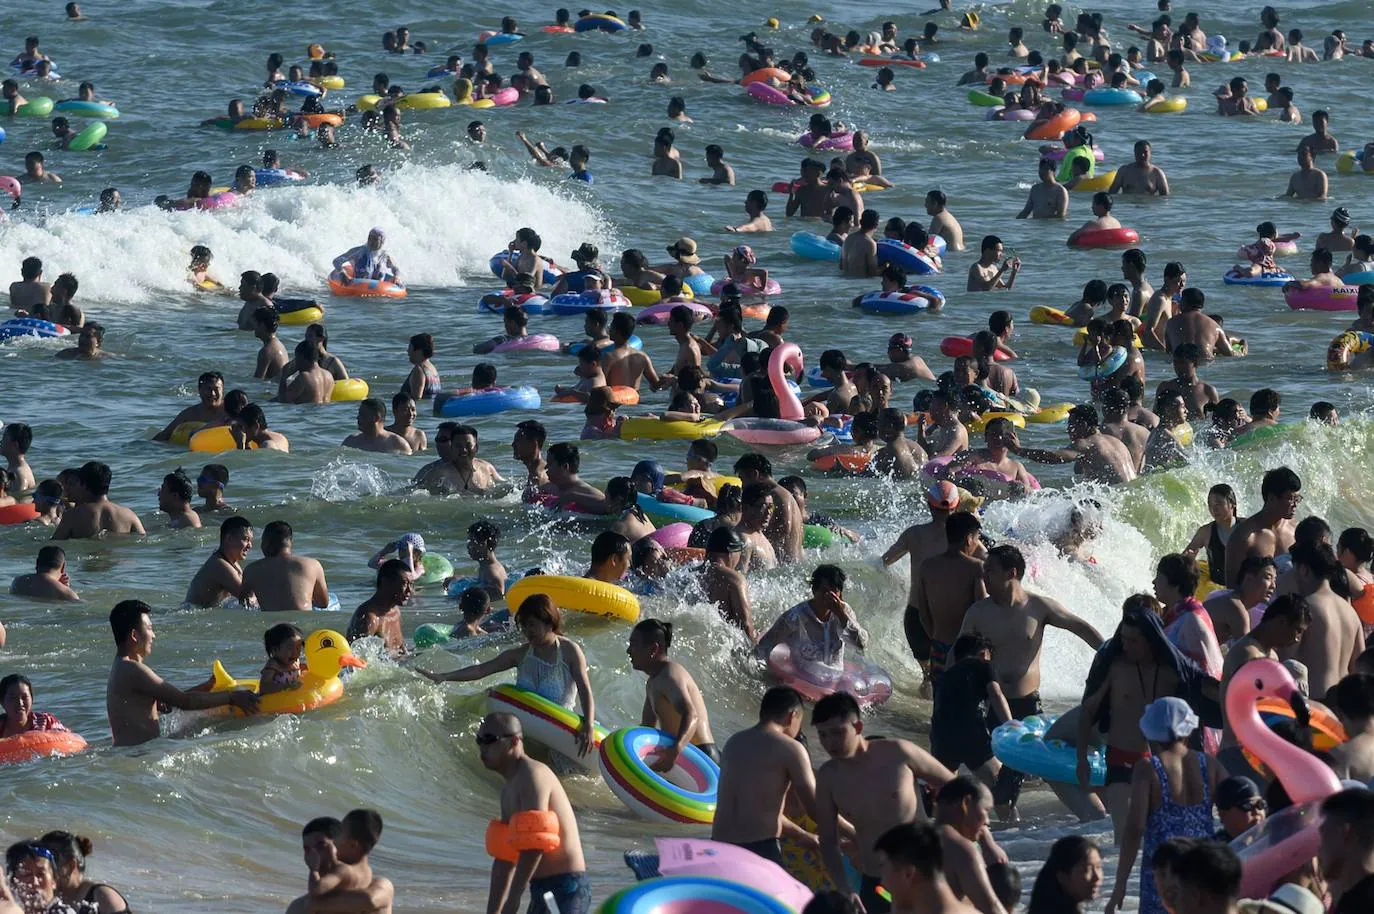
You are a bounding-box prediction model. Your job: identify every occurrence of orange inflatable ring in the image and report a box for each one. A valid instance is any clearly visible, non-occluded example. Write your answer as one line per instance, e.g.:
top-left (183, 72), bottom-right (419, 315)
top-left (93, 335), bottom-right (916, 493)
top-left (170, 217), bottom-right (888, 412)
top-left (810, 452), bottom-right (873, 474)
top-left (327, 264), bottom-right (407, 299)
top-left (0, 502), bottom-right (39, 525)
top-left (298, 113), bottom-right (343, 128)
top-left (741, 67), bottom-right (791, 87)
top-left (0, 729), bottom-right (89, 766)
top-left (554, 386), bottom-right (640, 406)
top-left (741, 303), bottom-right (770, 321)
top-left (1024, 107), bottom-right (1081, 141)
top-left (666, 546), bottom-right (705, 564)
top-left (485, 810), bottom-right (561, 862)
top-left (1243, 697), bottom-right (1347, 777)
top-left (1354, 581), bottom-right (1374, 625)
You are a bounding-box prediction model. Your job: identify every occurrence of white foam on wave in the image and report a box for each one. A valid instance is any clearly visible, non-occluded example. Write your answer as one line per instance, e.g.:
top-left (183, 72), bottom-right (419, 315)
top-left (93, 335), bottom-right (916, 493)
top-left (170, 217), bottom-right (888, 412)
top-left (0, 163), bottom-right (617, 306)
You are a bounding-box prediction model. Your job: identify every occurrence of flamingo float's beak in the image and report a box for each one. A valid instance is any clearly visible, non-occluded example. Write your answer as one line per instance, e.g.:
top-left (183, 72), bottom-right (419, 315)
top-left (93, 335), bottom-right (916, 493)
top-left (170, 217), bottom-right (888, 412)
top-left (340, 655), bottom-right (367, 669)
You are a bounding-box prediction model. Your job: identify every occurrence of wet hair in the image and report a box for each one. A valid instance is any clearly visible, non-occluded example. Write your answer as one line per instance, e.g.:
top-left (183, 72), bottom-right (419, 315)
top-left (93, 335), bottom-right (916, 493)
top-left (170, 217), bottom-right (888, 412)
top-left (162, 468), bottom-right (194, 502)
top-left (591, 530), bottom-right (631, 564)
top-left (809, 563), bottom-right (846, 592)
top-left (1029, 836), bottom-right (1100, 914)
top-left (1172, 842), bottom-right (1242, 903)
top-left (3, 422), bottom-right (32, 453)
top-left (467, 520), bottom-right (500, 551)
top-left (471, 362), bottom-right (497, 388)
top-left (733, 452), bottom-right (772, 477)
top-left (936, 774), bottom-right (985, 806)
top-left (264, 622), bottom-right (304, 654)
top-left (547, 442), bottom-right (580, 472)
top-left (759, 685), bottom-right (804, 722)
top-left (946, 510), bottom-right (982, 544)
top-left (631, 618), bottom-right (673, 650)
top-left (1250, 388), bottom-right (1281, 417)
top-left (1339, 527), bottom-right (1374, 566)
top-left (952, 633), bottom-right (992, 662)
top-left (514, 592), bottom-right (562, 633)
top-left (77, 460), bottom-right (111, 497)
top-left (377, 558), bottom-right (410, 587)
top-left (261, 519), bottom-right (293, 556)
top-left (986, 544), bottom-right (1026, 578)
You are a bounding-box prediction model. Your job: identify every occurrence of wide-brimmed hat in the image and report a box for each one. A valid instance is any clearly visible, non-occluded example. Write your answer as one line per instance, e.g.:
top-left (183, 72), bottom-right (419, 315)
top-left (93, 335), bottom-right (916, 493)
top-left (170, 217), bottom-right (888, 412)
top-left (667, 237), bottom-right (700, 264)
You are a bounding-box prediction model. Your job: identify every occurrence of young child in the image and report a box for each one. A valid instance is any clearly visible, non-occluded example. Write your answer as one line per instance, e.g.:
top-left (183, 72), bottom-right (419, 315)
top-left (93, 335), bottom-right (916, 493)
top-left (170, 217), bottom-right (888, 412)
top-left (605, 476), bottom-right (657, 541)
top-left (451, 588), bottom-right (496, 639)
top-left (369, 532), bottom-right (427, 581)
top-left (1232, 236), bottom-right (1278, 277)
top-left (401, 333), bottom-right (440, 400)
top-left (465, 520), bottom-right (508, 597)
top-left (158, 469), bottom-right (202, 529)
top-left (1, 422), bottom-right (36, 492)
top-left (663, 438), bottom-right (725, 506)
top-left (303, 810), bottom-right (384, 903)
top-left (260, 623), bottom-right (305, 696)
top-left (580, 387), bottom-right (623, 439)
top-left (630, 459), bottom-right (704, 508)
top-left (0, 468), bottom-right (16, 508)
top-left (189, 245), bottom-right (222, 291)
top-left (197, 464), bottom-right (232, 513)
top-left (553, 345), bottom-right (608, 402)
top-left (928, 633), bottom-right (1011, 795)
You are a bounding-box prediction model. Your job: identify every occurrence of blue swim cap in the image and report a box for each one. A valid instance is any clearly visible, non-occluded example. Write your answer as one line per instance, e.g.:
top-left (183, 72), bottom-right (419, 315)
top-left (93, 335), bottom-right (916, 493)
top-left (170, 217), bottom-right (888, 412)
top-left (630, 459), bottom-right (665, 493)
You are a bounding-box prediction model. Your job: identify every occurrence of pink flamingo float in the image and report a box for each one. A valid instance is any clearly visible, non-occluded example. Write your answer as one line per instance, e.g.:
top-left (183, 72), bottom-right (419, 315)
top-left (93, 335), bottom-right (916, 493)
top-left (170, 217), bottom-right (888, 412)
top-left (1226, 658), bottom-right (1343, 899)
top-left (721, 342), bottom-right (823, 446)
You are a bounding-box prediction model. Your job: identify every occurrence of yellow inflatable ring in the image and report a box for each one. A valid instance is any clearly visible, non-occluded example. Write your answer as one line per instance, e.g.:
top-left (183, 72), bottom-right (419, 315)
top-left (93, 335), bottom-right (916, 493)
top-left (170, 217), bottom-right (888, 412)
top-left (398, 92), bottom-right (452, 110)
top-left (277, 306), bottom-right (323, 326)
top-left (1029, 305), bottom-right (1075, 326)
top-left (311, 75), bottom-right (345, 90)
top-left (1144, 96), bottom-right (1187, 113)
top-left (1027, 403), bottom-right (1073, 423)
top-left (168, 421), bottom-right (206, 446)
top-left (668, 473), bottom-right (743, 495)
top-left (189, 425), bottom-right (254, 453)
top-left (330, 378), bottom-right (370, 402)
top-left (1070, 170), bottom-right (1117, 193)
top-left (968, 412), bottom-right (1025, 433)
top-left (506, 575), bottom-right (640, 623)
top-left (620, 285), bottom-right (694, 307)
top-left (619, 417), bottom-right (724, 441)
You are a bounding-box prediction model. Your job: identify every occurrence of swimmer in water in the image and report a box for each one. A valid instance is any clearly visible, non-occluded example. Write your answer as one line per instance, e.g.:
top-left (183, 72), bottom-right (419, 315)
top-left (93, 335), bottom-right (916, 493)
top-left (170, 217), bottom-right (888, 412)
top-left (967, 235), bottom-right (1021, 290)
top-left (1065, 192), bottom-right (1122, 246)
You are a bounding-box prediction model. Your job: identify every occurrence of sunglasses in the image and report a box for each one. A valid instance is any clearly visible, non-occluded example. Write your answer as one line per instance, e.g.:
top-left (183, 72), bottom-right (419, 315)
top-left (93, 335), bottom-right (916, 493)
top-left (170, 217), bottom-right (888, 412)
top-left (475, 732), bottom-right (514, 747)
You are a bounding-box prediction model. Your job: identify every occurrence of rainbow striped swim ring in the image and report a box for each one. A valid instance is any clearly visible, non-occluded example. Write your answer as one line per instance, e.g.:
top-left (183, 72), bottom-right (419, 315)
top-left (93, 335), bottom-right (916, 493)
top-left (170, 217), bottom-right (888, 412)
top-left (486, 685), bottom-right (607, 770)
top-left (597, 727), bottom-right (718, 825)
top-left (598, 876), bottom-right (794, 914)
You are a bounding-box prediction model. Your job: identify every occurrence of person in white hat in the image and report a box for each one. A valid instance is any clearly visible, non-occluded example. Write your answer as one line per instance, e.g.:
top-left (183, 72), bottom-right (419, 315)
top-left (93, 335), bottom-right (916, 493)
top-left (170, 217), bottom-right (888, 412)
top-left (1238, 883), bottom-right (1325, 914)
top-left (1106, 696), bottom-right (1223, 914)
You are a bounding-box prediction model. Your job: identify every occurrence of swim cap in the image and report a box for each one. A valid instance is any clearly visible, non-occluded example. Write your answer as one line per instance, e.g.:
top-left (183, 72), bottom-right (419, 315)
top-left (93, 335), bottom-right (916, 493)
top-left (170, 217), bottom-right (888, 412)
top-left (926, 481), bottom-right (960, 511)
top-left (630, 460), bottom-right (666, 493)
top-left (397, 532), bottom-right (426, 552)
top-left (733, 245), bottom-right (756, 264)
top-left (888, 332), bottom-right (913, 351)
top-left (1333, 206), bottom-right (1352, 226)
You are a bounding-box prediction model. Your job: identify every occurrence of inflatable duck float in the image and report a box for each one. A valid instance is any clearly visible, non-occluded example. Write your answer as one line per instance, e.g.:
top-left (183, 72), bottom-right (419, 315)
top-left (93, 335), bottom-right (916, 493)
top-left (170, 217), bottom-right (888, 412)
top-left (208, 629), bottom-right (366, 715)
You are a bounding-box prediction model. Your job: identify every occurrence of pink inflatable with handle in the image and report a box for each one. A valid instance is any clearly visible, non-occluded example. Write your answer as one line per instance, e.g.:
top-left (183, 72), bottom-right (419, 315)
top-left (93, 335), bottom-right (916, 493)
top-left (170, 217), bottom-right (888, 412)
top-left (1284, 285), bottom-right (1358, 312)
top-left (493, 333), bottom-right (560, 353)
top-left (1227, 658), bottom-right (1343, 899)
top-left (746, 82), bottom-right (791, 106)
top-left (648, 523), bottom-right (692, 549)
top-left (798, 130), bottom-right (854, 150)
top-left (766, 644), bottom-right (893, 709)
top-left (637, 301), bottom-right (714, 325)
top-left (721, 342), bottom-right (822, 445)
top-left (654, 837), bottom-right (814, 913)
top-left (489, 87), bottom-right (519, 107)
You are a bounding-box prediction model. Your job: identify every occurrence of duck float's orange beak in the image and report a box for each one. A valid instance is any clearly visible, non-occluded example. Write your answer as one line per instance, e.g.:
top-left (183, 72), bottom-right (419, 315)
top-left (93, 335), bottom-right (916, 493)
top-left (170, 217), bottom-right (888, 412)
top-left (340, 655), bottom-right (367, 669)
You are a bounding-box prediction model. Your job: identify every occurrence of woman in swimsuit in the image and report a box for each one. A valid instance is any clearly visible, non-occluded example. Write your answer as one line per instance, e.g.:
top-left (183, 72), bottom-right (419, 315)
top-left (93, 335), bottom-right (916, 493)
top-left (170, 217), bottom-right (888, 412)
top-left (41, 832), bottom-right (130, 914)
top-left (401, 333), bottom-right (440, 400)
top-left (417, 594), bottom-right (596, 757)
top-left (1182, 483), bottom-right (1236, 585)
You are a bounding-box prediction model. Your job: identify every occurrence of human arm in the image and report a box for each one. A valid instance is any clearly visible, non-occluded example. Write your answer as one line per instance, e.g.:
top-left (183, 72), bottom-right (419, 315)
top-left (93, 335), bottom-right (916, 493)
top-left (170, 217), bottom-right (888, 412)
top-left (1015, 190), bottom-right (1034, 219)
top-left (1182, 522), bottom-right (1210, 557)
top-left (649, 676), bottom-right (700, 772)
top-left (986, 680), bottom-right (1012, 725)
top-left (815, 772), bottom-right (861, 907)
top-left (1009, 441), bottom-right (1080, 464)
top-left (417, 646), bottom-right (522, 682)
top-left (311, 562), bottom-right (329, 609)
top-left (1076, 678), bottom-right (1109, 787)
top-left (1044, 599), bottom-right (1105, 649)
top-left (952, 838), bottom-right (1009, 914)
top-left (1106, 761), bottom-right (1153, 914)
top-left (515, 131), bottom-right (552, 166)
top-left (1154, 168), bottom-right (1170, 196)
top-left (566, 639), bottom-right (596, 756)
top-left (752, 609), bottom-right (792, 659)
top-left (127, 660), bottom-right (259, 713)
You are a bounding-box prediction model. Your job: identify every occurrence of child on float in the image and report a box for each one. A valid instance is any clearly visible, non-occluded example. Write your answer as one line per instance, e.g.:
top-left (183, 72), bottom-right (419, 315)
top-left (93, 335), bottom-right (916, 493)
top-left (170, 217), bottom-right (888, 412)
top-left (579, 387), bottom-right (623, 440)
top-left (260, 622), bottom-right (305, 696)
top-left (553, 345), bottom-right (609, 403)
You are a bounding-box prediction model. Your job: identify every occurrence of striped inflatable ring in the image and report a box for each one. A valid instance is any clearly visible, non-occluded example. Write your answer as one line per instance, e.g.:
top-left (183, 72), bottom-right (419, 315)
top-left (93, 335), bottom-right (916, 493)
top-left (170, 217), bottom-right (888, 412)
top-left (597, 727), bottom-right (718, 824)
top-left (486, 684), bottom-right (606, 768)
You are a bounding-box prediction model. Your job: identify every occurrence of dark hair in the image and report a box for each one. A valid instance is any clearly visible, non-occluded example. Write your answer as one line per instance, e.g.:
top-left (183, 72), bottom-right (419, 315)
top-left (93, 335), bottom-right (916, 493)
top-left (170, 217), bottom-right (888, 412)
top-left (265, 622), bottom-right (304, 654)
top-left (377, 558), bottom-right (410, 586)
top-left (986, 544), bottom-right (1025, 578)
top-left (261, 519), bottom-right (293, 556)
top-left (873, 822), bottom-right (943, 878)
top-left (514, 419), bottom-right (546, 447)
top-left (1156, 553), bottom-right (1200, 599)
top-left (472, 362), bottom-right (497, 388)
top-left (467, 520), bottom-right (500, 550)
top-left (988, 862), bottom-right (1022, 911)
top-left (809, 563), bottom-right (846, 592)
top-left (812, 691), bottom-right (861, 725)
top-left (952, 633), bottom-right (991, 662)
top-left (591, 530), bottom-right (630, 564)
top-left (3, 422), bottom-right (32, 453)
top-left (341, 809), bottom-right (383, 852)
top-left (759, 686), bottom-right (804, 722)
top-left (514, 592), bottom-right (562, 633)
top-left (1028, 835), bottom-right (1099, 914)
top-left (1261, 466), bottom-right (1301, 500)
top-left (631, 618), bottom-right (673, 650)
top-left (1172, 842), bottom-right (1241, 903)
top-left (39, 831), bottom-right (94, 874)
top-left (733, 452), bottom-right (772, 478)
top-left (409, 332), bottom-right (434, 358)
top-left (459, 588), bottom-right (491, 620)
top-left (1327, 673), bottom-right (1374, 721)
top-left (1321, 788), bottom-right (1374, 843)
top-left (1339, 527), bottom-right (1374, 565)
top-left (548, 442), bottom-right (580, 472)
top-left (946, 510), bottom-right (982, 545)
top-left (303, 818), bottom-right (343, 844)
top-left (1237, 554), bottom-right (1276, 586)
top-left (1249, 387), bottom-right (1281, 417)
top-left (78, 460), bottom-right (112, 497)
top-left (109, 599), bottom-right (151, 645)
top-left (936, 774), bottom-right (985, 806)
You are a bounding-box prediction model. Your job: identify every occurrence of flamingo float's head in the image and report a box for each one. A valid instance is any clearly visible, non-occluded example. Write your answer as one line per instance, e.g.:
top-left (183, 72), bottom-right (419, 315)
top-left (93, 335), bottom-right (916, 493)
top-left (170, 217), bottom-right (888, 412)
top-left (1225, 657), bottom-right (1308, 728)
